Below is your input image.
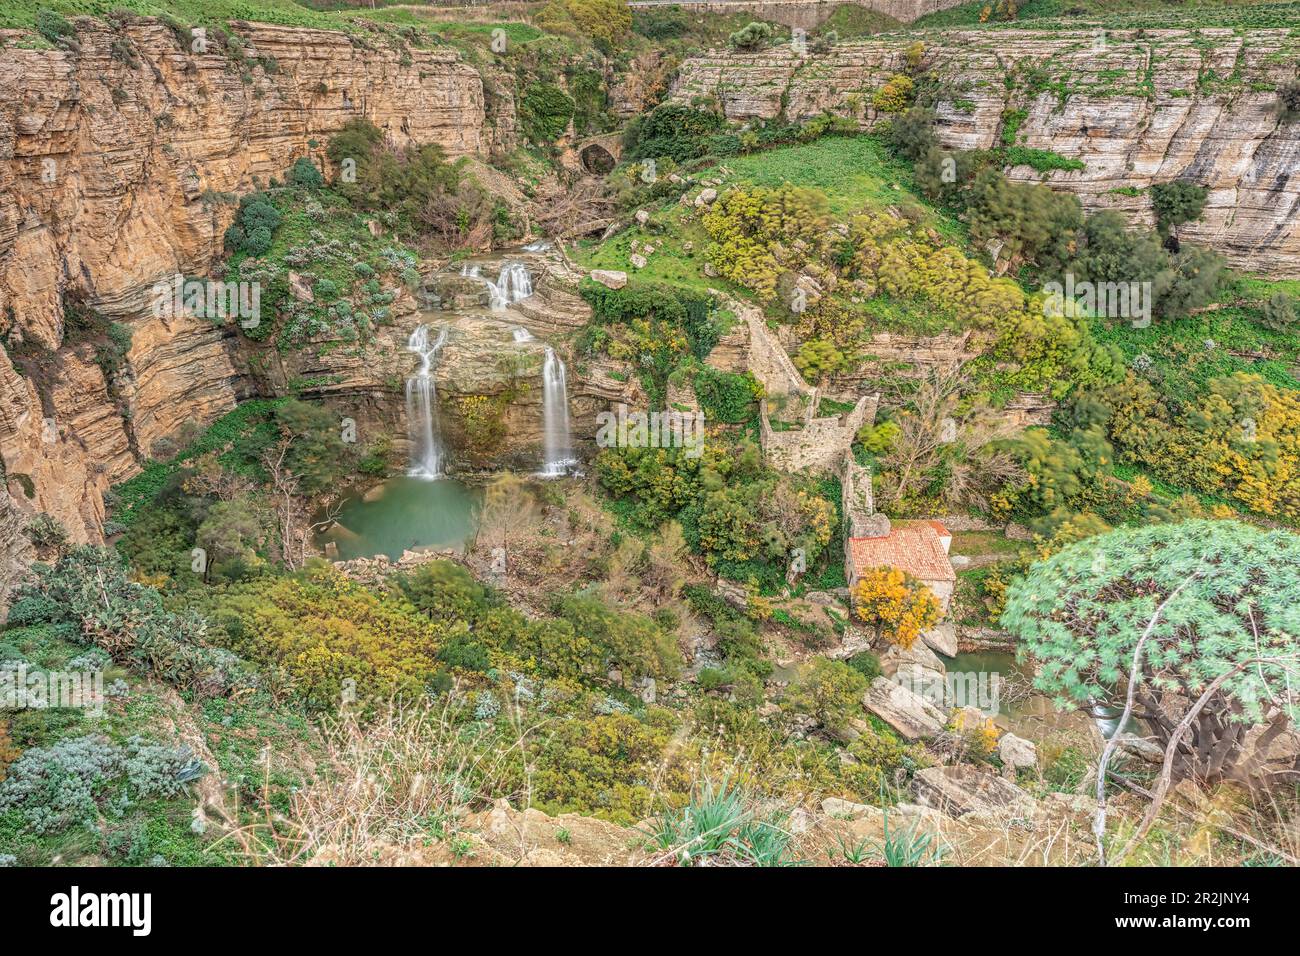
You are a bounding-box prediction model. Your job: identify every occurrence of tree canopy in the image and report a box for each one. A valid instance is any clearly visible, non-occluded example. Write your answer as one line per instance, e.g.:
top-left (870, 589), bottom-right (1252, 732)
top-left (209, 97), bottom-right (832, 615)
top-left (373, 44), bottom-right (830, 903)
top-left (1003, 520), bottom-right (1300, 782)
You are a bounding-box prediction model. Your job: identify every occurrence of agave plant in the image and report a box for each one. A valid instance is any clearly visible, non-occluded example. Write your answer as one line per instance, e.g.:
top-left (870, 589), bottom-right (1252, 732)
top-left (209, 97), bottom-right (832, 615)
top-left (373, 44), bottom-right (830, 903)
top-left (874, 804), bottom-right (947, 867)
top-left (644, 777), bottom-right (800, 867)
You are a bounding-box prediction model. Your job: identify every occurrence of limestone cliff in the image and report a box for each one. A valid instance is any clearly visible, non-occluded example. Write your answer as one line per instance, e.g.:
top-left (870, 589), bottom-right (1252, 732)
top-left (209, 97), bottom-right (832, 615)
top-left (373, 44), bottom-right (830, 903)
top-left (0, 17), bottom-right (500, 569)
top-left (671, 28), bottom-right (1300, 276)
top-left (0, 479), bottom-right (33, 622)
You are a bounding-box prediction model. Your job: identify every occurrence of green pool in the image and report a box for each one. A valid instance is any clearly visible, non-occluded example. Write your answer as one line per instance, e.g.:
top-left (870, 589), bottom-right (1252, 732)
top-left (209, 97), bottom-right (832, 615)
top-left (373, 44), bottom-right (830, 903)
top-left (315, 477), bottom-right (481, 560)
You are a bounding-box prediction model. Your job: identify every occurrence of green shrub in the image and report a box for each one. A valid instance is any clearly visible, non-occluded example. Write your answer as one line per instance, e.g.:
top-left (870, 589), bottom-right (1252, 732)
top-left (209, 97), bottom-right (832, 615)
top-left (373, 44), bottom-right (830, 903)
top-left (287, 157), bottom-right (324, 188)
top-left (35, 9), bottom-right (74, 45)
top-left (624, 104), bottom-right (726, 164)
top-left (1151, 180), bottom-right (1208, 236)
top-left (520, 83), bottom-right (576, 144)
top-left (728, 21), bottom-right (774, 51)
top-left (223, 192), bottom-right (282, 257)
top-left (693, 367), bottom-right (762, 423)
top-left (12, 547), bottom-right (253, 697)
top-left (1276, 80), bottom-right (1300, 123)
top-left (845, 651), bottom-right (881, 683)
top-left (633, 7), bottom-right (688, 38)
top-left (1260, 291), bottom-right (1296, 331)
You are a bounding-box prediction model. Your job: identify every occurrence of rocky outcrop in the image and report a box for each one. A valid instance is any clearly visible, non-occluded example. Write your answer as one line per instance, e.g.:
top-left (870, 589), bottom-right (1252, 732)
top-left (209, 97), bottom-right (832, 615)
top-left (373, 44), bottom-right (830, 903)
top-left (830, 331), bottom-right (977, 391)
top-left (0, 479), bottom-right (32, 622)
top-left (912, 764), bottom-right (1036, 819)
top-left (921, 621), bottom-right (958, 657)
top-left (862, 675), bottom-right (946, 740)
top-left (0, 16), bottom-right (506, 593)
top-left (625, 0), bottom-right (960, 31)
top-left (997, 732), bottom-right (1038, 771)
top-left (672, 28), bottom-right (1300, 276)
top-left (1, 18), bottom-right (491, 346)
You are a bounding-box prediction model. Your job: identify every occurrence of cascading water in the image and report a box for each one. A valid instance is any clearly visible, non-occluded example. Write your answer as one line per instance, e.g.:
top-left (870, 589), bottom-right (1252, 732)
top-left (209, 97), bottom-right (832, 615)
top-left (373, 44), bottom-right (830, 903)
top-left (512, 326), bottom-right (534, 343)
top-left (459, 261), bottom-right (533, 312)
top-left (486, 262), bottom-right (533, 311)
top-left (540, 347), bottom-right (574, 478)
top-left (406, 323), bottom-right (448, 479)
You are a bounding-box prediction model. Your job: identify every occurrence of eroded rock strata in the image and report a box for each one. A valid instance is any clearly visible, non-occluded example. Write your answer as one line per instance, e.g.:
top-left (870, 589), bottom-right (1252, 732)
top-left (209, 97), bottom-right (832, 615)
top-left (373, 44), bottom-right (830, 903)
top-left (0, 17), bottom-right (496, 551)
top-left (672, 28), bottom-right (1300, 276)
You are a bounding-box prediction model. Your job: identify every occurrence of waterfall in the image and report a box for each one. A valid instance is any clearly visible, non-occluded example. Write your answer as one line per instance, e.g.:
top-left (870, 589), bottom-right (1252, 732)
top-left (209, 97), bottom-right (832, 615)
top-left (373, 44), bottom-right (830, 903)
top-left (485, 262), bottom-right (533, 311)
top-left (512, 326), bottom-right (534, 343)
top-left (540, 347), bottom-right (573, 478)
top-left (406, 323), bottom-right (448, 480)
top-left (459, 261), bottom-right (532, 312)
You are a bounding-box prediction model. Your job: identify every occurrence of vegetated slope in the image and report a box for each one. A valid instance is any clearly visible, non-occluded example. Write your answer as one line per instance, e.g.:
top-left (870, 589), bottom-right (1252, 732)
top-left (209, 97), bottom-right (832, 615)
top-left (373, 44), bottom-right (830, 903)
top-left (669, 26), bottom-right (1300, 277)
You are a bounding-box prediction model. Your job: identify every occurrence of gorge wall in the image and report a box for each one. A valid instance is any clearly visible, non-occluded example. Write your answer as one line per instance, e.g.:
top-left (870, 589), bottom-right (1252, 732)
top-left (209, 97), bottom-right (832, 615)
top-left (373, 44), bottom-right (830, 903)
top-left (0, 17), bottom-right (504, 571)
top-left (671, 28), bottom-right (1300, 277)
top-left (4, 16), bottom-right (1299, 614)
top-left (625, 0), bottom-right (965, 30)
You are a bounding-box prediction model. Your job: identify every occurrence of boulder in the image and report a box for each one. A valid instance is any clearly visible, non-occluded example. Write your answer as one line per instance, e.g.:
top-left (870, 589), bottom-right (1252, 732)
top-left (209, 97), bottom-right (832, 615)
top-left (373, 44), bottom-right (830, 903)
top-left (1115, 732), bottom-right (1165, 763)
top-left (912, 765), bottom-right (1035, 819)
top-left (921, 621), bottom-right (958, 657)
top-left (890, 802), bottom-right (948, 826)
top-left (951, 705), bottom-right (990, 732)
top-left (879, 642), bottom-right (946, 705)
top-left (862, 676), bottom-right (946, 741)
top-left (589, 269), bottom-right (627, 290)
top-left (635, 677), bottom-right (656, 705)
top-left (788, 807), bottom-right (813, 835)
top-left (879, 640), bottom-right (945, 677)
top-left (634, 209), bottom-right (650, 225)
top-left (997, 732), bottom-right (1038, 770)
top-left (821, 797), bottom-right (883, 821)
top-left (694, 187), bottom-right (718, 207)
top-left (629, 253), bottom-right (647, 270)
top-left (288, 271), bottom-right (315, 303)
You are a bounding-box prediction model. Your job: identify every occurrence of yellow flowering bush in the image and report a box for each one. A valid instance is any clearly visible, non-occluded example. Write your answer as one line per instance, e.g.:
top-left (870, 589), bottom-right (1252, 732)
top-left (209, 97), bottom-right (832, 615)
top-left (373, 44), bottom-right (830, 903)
top-left (851, 566), bottom-right (941, 650)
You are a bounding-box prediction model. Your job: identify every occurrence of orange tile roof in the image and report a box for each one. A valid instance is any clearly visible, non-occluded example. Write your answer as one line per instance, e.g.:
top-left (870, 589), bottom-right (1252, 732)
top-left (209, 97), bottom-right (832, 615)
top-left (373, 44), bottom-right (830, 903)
top-left (848, 521), bottom-right (956, 583)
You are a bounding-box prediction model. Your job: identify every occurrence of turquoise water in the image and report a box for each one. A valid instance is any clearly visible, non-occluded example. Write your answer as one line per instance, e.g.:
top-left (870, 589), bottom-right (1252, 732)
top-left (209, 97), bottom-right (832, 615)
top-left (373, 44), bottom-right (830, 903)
top-left (316, 477), bottom-right (481, 560)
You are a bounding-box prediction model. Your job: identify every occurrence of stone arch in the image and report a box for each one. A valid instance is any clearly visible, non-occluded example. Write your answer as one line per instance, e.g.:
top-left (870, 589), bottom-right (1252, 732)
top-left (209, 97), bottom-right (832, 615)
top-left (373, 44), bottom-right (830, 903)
top-left (573, 133), bottom-right (623, 175)
top-left (580, 142), bottom-right (616, 175)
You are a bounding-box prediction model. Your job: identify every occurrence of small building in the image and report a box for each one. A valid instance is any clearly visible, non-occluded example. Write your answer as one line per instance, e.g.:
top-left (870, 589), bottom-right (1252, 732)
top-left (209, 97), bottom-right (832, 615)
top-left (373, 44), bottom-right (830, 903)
top-left (845, 517), bottom-right (956, 615)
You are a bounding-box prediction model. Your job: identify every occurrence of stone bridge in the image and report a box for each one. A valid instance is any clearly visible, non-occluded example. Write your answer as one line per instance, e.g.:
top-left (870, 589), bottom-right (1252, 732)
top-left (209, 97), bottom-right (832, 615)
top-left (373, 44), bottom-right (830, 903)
top-left (626, 0), bottom-right (966, 31)
top-left (572, 132), bottom-right (623, 176)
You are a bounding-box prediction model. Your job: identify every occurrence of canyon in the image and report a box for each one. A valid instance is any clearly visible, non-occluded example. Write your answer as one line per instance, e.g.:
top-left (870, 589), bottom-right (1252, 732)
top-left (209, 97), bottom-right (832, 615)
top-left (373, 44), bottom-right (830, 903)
top-left (0, 17), bottom-right (506, 563)
top-left (670, 28), bottom-right (1300, 276)
top-left (2, 16), bottom-right (1297, 615)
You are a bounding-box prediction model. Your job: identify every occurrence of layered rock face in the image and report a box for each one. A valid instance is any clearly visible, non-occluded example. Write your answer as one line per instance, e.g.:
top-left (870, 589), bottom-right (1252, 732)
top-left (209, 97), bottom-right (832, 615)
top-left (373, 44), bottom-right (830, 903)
top-left (672, 28), bottom-right (1300, 276)
top-left (0, 481), bottom-right (33, 623)
top-left (0, 17), bottom-right (496, 556)
top-left (625, 0), bottom-right (965, 30)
